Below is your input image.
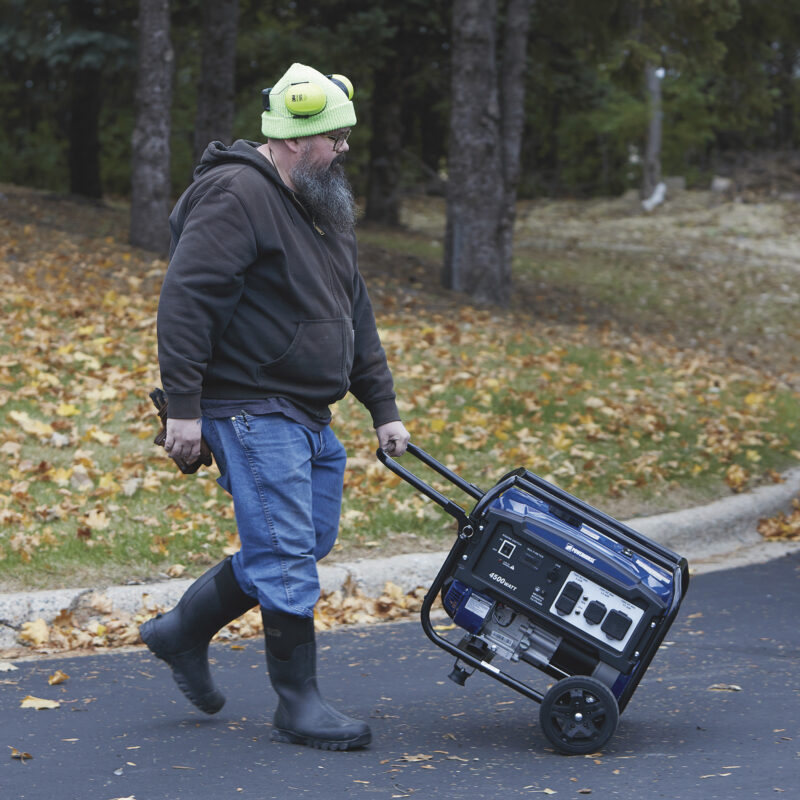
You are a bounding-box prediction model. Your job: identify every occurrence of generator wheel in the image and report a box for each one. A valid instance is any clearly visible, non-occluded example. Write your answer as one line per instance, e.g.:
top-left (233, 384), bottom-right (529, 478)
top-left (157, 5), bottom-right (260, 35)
top-left (539, 676), bottom-right (619, 755)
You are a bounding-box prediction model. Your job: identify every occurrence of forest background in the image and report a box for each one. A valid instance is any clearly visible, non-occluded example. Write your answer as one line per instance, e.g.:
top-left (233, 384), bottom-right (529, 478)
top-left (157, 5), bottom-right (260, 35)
top-left (1, 0), bottom-right (799, 597)
top-left (3, 1), bottom-right (800, 227)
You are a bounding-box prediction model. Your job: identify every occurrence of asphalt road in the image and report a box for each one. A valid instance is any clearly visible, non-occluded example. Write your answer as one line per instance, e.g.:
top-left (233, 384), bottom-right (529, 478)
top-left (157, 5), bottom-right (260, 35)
top-left (2, 552), bottom-right (798, 800)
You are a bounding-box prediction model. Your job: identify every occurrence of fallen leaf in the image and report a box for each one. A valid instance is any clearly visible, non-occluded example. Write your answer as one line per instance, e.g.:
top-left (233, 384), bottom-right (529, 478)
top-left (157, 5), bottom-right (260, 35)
top-left (724, 463), bottom-right (749, 493)
top-left (19, 618), bottom-right (50, 646)
top-left (20, 695), bottom-right (60, 710)
top-left (9, 746), bottom-right (33, 761)
top-left (708, 683), bottom-right (742, 692)
top-left (48, 670), bottom-right (69, 686)
top-left (0, 662), bottom-right (19, 672)
top-left (84, 508), bottom-right (110, 530)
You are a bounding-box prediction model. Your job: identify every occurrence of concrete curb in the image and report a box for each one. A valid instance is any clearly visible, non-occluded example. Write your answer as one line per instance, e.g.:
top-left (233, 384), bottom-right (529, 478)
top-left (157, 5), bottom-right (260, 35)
top-left (1, 466), bottom-right (799, 651)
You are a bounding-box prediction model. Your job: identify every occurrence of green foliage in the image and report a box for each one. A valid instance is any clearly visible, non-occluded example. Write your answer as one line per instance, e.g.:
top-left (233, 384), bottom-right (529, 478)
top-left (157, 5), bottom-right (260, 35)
top-left (1, 0), bottom-right (800, 199)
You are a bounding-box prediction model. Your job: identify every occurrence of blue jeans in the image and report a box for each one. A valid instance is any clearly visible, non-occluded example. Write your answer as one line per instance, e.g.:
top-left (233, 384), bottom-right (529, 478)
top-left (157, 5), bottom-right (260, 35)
top-left (202, 413), bottom-right (346, 617)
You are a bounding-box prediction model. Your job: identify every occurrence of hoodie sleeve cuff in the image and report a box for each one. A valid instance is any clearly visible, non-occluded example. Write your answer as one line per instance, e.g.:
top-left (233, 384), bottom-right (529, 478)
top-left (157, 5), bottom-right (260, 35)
top-left (368, 397), bottom-right (401, 430)
top-left (166, 392), bottom-right (203, 419)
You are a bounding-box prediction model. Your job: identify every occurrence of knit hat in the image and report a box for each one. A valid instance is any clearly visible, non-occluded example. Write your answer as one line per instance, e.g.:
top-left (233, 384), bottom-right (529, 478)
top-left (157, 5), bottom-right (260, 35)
top-left (261, 63), bottom-right (356, 139)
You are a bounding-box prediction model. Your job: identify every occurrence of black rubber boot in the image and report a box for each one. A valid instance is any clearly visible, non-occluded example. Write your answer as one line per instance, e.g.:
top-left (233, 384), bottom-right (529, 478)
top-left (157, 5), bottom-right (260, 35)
top-left (263, 609), bottom-right (371, 751)
top-left (139, 557), bottom-right (257, 714)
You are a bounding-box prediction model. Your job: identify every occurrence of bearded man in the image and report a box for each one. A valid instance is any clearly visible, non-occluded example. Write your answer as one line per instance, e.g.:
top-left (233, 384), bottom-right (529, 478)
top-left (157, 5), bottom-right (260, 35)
top-left (141, 63), bottom-right (410, 751)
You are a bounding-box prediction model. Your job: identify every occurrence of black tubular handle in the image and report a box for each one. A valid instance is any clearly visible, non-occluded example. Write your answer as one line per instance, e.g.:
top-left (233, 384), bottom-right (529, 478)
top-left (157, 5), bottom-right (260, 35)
top-left (376, 443), bottom-right (483, 525)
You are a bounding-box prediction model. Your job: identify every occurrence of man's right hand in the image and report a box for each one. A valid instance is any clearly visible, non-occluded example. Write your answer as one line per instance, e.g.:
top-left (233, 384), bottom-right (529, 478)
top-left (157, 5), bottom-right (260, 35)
top-left (165, 418), bottom-right (203, 467)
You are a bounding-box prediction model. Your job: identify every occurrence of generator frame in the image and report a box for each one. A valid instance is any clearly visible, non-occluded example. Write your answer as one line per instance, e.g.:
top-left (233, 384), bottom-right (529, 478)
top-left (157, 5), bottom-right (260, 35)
top-left (378, 443), bottom-right (689, 754)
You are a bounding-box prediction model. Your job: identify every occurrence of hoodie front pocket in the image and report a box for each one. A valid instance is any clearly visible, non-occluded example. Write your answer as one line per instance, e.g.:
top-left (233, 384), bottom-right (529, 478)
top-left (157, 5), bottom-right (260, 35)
top-left (257, 318), bottom-right (353, 401)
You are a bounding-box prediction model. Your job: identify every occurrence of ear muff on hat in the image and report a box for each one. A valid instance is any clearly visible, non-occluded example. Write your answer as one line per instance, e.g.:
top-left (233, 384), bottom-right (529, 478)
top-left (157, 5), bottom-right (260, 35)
top-left (261, 73), bottom-right (354, 117)
top-left (327, 74), bottom-right (354, 100)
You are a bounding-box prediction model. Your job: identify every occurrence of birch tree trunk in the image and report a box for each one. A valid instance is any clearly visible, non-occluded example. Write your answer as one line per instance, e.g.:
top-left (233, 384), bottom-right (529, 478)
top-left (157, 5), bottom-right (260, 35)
top-left (643, 61), bottom-right (663, 200)
top-left (130, 0), bottom-right (173, 253)
top-left (193, 0), bottom-right (239, 164)
top-left (443, 0), bottom-right (531, 306)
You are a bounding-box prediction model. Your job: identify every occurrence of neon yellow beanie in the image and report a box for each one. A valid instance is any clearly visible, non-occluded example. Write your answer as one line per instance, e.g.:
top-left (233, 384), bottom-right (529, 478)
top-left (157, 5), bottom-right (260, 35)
top-left (261, 63), bottom-right (356, 139)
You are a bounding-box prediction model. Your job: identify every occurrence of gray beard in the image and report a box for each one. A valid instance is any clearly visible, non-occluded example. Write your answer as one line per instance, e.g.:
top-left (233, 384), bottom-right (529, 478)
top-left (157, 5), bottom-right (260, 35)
top-left (290, 148), bottom-right (358, 234)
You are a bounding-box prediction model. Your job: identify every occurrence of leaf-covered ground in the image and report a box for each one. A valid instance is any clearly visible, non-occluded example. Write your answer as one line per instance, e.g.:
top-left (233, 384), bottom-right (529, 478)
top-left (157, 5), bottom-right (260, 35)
top-left (1, 183), bottom-right (798, 597)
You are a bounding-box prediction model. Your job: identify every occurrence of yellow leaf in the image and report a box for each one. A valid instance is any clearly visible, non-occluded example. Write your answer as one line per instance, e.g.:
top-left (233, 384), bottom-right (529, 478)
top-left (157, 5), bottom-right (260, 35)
top-left (20, 695), bottom-right (60, 710)
top-left (430, 418), bottom-right (447, 432)
top-left (7, 410), bottom-right (54, 438)
top-left (725, 464), bottom-right (749, 493)
top-left (97, 474), bottom-right (120, 493)
top-left (19, 618), bottom-right (50, 646)
top-left (85, 385), bottom-right (117, 402)
top-left (9, 746), bottom-right (33, 761)
top-left (87, 427), bottom-right (114, 445)
top-left (72, 351), bottom-right (101, 370)
top-left (56, 403), bottom-right (81, 417)
top-left (48, 670), bottom-right (69, 686)
top-left (84, 509), bottom-right (110, 530)
top-left (50, 468), bottom-right (73, 488)
top-left (744, 392), bottom-right (765, 407)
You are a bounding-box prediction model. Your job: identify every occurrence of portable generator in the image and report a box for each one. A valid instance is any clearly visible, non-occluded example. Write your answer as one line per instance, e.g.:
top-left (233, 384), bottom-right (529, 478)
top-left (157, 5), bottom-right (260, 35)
top-left (377, 444), bottom-right (689, 754)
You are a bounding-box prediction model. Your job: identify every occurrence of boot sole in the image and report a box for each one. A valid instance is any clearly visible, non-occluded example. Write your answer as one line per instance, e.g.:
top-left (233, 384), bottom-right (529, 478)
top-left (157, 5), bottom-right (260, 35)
top-left (139, 620), bottom-right (225, 715)
top-left (271, 728), bottom-right (371, 751)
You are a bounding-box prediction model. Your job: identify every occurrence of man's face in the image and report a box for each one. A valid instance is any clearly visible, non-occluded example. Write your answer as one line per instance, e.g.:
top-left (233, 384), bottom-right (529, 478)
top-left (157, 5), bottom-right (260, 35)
top-left (289, 131), bottom-right (357, 233)
top-left (298, 128), bottom-right (350, 171)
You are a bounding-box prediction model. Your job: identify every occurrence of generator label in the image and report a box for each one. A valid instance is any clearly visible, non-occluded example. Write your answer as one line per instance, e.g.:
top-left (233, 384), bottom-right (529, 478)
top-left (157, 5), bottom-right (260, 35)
top-left (465, 594), bottom-right (492, 619)
top-left (529, 591), bottom-right (545, 607)
top-left (565, 543), bottom-right (596, 564)
top-left (488, 572), bottom-right (518, 592)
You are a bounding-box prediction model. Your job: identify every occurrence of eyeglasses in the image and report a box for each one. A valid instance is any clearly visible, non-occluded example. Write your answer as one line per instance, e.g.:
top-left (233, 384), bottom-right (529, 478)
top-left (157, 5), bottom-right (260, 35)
top-left (323, 129), bottom-right (351, 152)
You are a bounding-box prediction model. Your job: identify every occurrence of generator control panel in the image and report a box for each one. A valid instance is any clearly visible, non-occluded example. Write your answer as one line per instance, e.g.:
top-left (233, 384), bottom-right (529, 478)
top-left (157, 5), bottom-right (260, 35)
top-left (455, 511), bottom-right (663, 669)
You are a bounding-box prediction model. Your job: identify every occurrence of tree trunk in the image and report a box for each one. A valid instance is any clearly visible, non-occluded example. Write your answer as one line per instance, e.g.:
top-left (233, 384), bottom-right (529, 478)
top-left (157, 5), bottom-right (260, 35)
top-left (497, 0), bottom-right (531, 287)
top-left (68, 65), bottom-right (103, 198)
top-left (193, 0), bottom-right (239, 164)
top-left (67, 0), bottom-right (103, 198)
top-left (643, 61), bottom-right (662, 200)
top-left (443, 0), bottom-right (531, 306)
top-left (365, 63), bottom-right (403, 226)
top-left (130, 0), bottom-right (173, 253)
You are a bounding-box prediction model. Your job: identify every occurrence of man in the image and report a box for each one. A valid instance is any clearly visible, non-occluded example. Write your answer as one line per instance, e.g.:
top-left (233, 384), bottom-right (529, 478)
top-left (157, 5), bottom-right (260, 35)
top-left (140, 63), bottom-right (410, 752)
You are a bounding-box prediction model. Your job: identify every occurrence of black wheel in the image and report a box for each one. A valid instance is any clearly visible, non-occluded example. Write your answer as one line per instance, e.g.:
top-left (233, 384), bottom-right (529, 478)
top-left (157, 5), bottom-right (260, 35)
top-left (539, 676), bottom-right (619, 755)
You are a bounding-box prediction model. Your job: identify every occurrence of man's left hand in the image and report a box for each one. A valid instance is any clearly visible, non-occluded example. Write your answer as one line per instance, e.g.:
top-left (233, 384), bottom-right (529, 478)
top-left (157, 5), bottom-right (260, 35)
top-left (376, 420), bottom-right (410, 457)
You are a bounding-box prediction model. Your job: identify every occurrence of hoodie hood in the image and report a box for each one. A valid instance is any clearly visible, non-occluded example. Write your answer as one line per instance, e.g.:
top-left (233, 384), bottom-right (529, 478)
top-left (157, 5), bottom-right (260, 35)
top-left (194, 139), bottom-right (278, 182)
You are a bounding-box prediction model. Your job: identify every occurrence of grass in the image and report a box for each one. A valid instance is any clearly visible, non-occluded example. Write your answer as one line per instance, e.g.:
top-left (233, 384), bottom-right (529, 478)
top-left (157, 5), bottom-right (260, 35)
top-left (0, 183), bottom-right (798, 592)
